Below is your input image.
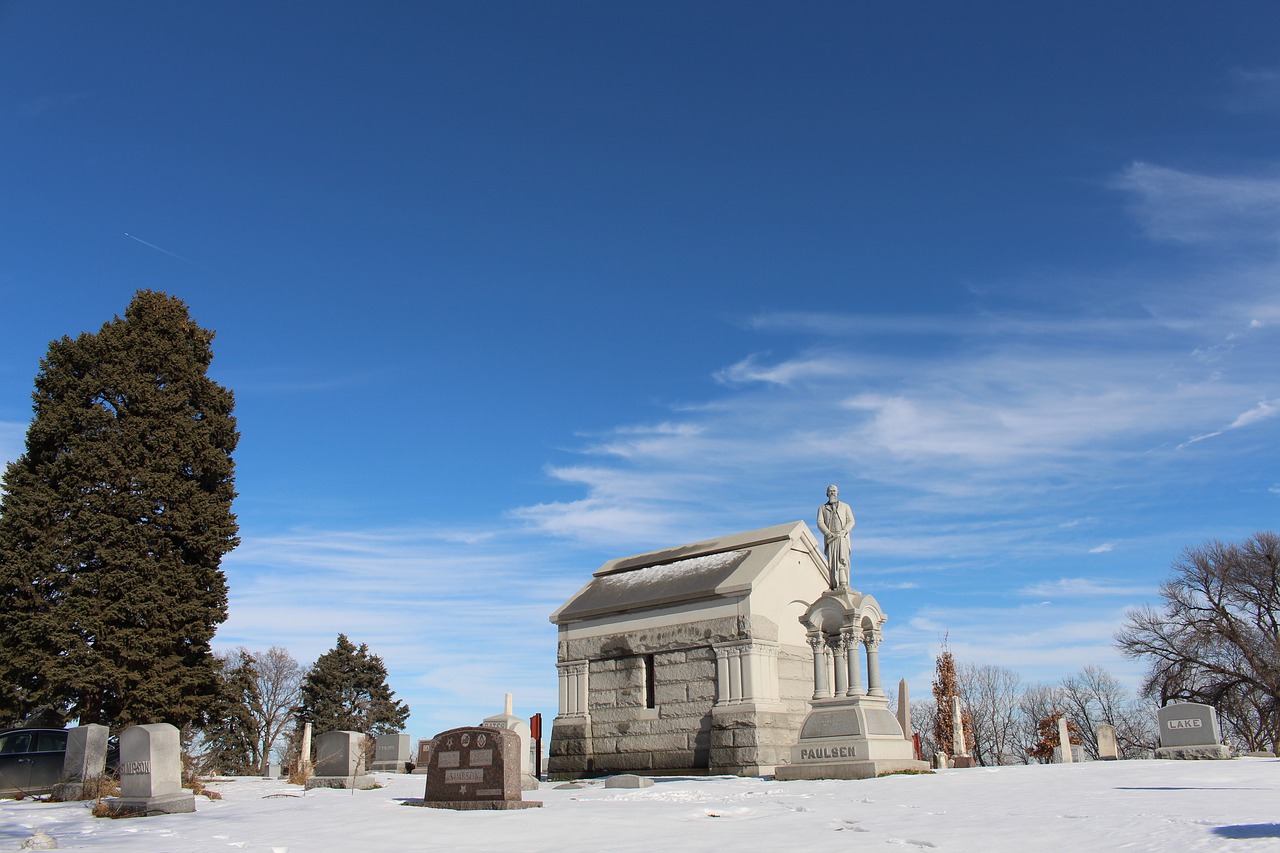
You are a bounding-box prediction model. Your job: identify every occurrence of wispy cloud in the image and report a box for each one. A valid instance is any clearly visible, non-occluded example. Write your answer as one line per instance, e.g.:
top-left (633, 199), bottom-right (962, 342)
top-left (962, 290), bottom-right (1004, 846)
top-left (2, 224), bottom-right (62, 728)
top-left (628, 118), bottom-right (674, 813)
top-left (1224, 67), bottom-right (1280, 113)
top-left (1178, 398), bottom-right (1280, 448)
top-left (1018, 577), bottom-right (1150, 598)
top-left (1114, 162), bottom-right (1280, 246)
top-left (219, 523), bottom-right (589, 736)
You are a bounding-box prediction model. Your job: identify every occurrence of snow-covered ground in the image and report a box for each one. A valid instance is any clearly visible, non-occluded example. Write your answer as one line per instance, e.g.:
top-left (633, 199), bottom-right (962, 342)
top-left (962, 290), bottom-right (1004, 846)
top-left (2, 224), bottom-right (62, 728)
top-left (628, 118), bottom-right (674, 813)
top-left (2, 758), bottom-right (1277, 852)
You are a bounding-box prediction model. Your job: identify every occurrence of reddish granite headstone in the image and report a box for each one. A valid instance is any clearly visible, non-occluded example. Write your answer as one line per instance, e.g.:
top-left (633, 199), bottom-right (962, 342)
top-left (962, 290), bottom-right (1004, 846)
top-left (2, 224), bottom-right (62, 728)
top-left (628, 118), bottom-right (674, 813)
top-left (420, 726), bottom-right (541, 810)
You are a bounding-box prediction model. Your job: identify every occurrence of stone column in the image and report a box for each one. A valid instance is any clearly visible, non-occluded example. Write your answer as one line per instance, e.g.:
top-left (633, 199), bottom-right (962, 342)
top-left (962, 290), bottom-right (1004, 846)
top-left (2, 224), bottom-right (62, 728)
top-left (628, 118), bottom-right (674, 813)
top-left (1057, 716), bottom-right (1073, 763)
top-left (843, 628), bottom-right (865, 696)
top-left (808, 634), bottom-right (831, 700)
top-left (831, 634), bottom-right (849, 697)
top-left (557, 660), bottom-right (590, 716)
top-left (951, 696), bottom-right (967, 756)
top-left (740, 646), bottom-right (756, 700)
top-left (714, 647), bottom-right (731, 704)
top-left (864, 630), bottom-right (884, 697)
top-left (898, 679), bottom-right (911, 740)
top-left (300, 721), bottom-right (313, 775)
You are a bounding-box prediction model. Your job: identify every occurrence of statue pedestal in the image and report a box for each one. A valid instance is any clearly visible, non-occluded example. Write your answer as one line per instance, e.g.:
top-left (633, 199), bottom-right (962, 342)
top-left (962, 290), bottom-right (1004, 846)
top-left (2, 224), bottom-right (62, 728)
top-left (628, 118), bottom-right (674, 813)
top-left (774, 695), bottom-right (927, 780)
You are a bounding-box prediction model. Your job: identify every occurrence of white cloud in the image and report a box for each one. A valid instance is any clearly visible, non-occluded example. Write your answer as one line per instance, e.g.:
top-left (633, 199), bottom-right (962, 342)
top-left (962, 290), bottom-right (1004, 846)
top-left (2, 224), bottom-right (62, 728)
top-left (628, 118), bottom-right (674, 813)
top-left (1114, 162), bottom-right (1280, 246)
top-left (1088, 543), bottom-right (1115, 554)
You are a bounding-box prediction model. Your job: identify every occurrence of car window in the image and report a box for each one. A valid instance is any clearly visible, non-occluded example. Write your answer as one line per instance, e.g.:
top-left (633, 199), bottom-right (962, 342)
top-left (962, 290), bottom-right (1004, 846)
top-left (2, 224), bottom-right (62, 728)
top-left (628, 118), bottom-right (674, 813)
top-left (0, 732), bottom-right (33, 754)
top-left (35, 731), bottom-right (67, 752)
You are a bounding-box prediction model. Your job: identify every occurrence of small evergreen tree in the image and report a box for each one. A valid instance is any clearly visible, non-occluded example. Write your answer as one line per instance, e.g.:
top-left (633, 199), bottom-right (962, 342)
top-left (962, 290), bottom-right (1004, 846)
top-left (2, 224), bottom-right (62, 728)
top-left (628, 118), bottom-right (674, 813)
top-left (0, 291), bottom-right (238, 726)
top-left (296, 635), bottom-right (410, 735)
top-left (200, 650), bottom-right (262, 775)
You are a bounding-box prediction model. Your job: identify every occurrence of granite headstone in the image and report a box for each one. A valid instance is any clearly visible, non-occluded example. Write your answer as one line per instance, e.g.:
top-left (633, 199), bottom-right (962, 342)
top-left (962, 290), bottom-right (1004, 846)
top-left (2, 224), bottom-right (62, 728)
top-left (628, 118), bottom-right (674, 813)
top-left (419, 726), bottom-right (541, 810)
top-left (371, 733), bottom-right (411, 773)
top-left (1155, 702), bottom-right (1231, 760)
top-left (52, 724), bottom-right (109, 801)
top-left (305, 730), bottom-right (377, 789)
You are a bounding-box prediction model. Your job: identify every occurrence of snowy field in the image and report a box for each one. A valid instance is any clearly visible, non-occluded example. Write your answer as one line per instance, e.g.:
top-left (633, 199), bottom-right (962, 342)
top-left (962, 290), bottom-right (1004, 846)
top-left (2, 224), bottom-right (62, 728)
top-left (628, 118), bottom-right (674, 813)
top-left (2, 758), bottom-right (1277, 852)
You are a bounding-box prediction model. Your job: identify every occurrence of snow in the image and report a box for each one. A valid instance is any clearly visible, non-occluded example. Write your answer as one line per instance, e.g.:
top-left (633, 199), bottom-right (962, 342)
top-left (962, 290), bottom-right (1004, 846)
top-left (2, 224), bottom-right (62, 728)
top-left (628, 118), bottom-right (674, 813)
top-left (2, 758), bottom-right (1278, 852)
top-left (601, 550), bottom-right (749, 588)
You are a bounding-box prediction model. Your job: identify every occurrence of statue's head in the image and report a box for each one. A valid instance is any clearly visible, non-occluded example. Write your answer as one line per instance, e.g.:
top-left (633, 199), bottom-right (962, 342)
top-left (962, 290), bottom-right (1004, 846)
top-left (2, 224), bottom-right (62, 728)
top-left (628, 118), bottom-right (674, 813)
top-left (826, 484), bottom-right (839, 501)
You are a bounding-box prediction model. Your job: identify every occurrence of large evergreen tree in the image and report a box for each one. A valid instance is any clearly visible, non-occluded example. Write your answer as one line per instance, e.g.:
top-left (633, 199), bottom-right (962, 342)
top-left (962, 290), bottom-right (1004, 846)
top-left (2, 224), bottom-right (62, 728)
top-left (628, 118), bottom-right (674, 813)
top-left (296, 635), bottom-right (410, 735)
top-left (0, 290), bottom-right (238, 727)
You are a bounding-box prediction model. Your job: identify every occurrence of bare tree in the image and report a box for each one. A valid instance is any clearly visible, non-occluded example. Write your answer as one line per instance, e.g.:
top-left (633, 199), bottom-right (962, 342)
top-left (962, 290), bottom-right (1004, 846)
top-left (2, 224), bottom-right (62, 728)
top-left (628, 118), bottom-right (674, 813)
top-left (1059, 666), bottom-right (1155, 759)
top-left (958, 663), bottom-right (1025, 765)
top-left (910, 698), bottom-right (937, 763)
top-left (1018, 683), bottom-right (1063, 764)
top-left (1116, 532), bottom-right (1280, 753)
top-left (248, 646), bottom-right (303, 772)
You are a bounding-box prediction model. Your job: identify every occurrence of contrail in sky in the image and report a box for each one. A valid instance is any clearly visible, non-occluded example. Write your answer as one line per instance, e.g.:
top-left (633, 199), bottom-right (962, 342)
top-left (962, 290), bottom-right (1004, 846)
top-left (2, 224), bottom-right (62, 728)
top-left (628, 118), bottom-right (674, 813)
top-left (124, 232), bottom-right (191, 262)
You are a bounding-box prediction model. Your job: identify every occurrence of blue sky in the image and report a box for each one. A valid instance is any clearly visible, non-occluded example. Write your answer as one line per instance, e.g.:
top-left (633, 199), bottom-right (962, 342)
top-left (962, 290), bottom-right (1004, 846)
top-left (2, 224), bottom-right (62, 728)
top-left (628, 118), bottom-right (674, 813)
top-left (2, 2), bottom-right (1278, 739)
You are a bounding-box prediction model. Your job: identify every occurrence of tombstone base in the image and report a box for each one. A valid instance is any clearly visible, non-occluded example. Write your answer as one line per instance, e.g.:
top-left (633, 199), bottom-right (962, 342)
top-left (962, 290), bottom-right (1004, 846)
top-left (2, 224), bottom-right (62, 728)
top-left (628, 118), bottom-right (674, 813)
top-left (950, 755), bottom-right (977, 769)
top-left (415, 799), bottom-right (543, 810)
top-left (105, 792), bottom-right (196, 817)
top-left (305, 774), bottom-right (378, 790)
top-left (775, 757), bottom-right (928, 780)
top-left (370, 761), bottom-right (407, 773)
top-left (774, 696), bottom-right (928, 781)
top-left (1155, 745), bottom-right (1232, 760)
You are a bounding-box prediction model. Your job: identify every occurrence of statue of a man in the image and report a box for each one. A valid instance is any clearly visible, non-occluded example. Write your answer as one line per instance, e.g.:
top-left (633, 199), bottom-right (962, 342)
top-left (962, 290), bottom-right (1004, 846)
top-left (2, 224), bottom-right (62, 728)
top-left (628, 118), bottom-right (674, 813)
top-left (816, 484), bottom-right (855, 589)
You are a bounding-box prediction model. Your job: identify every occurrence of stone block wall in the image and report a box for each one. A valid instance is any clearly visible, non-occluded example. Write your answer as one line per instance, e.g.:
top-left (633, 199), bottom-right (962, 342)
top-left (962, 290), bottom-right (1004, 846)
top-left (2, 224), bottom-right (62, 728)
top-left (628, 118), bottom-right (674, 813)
top-left (549, 618), bottom-right (821, 779)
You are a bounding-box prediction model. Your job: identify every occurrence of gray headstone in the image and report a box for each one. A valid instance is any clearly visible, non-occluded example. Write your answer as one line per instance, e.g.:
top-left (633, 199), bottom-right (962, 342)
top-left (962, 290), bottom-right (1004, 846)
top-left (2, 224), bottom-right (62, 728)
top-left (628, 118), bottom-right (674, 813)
top-left (604, 774), bottom-right (654, 788)
top-left (62, 724), bottom-right (109, 783)
top-left (371, 733), bottom-right (411, 772)
top-left (1156, 703), bottom-right (1221, 747)
top-left (306, 731), bottom-right (376, 789)
top-left (107, 723), bottom-right (195, 816)
top-left (1096, 723), bottom-right (1119, 760)
top-left (52, 724), bottom-right (110, 800)
top-left (419, 726), bottom-right (541, 810)
top-left (1155, 702), bottom-right (1231, 759)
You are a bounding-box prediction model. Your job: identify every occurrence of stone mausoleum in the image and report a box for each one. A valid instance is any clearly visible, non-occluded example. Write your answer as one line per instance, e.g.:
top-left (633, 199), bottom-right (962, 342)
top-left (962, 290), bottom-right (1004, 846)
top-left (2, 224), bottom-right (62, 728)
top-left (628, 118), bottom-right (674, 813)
top-left (547, 520), bottom-right (904, 778)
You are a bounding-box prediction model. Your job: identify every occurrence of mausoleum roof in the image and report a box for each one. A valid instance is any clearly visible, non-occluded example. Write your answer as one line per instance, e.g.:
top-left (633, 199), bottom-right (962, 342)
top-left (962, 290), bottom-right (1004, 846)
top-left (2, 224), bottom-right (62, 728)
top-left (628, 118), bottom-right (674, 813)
top-left (550, 521), bottom-right (827, 624)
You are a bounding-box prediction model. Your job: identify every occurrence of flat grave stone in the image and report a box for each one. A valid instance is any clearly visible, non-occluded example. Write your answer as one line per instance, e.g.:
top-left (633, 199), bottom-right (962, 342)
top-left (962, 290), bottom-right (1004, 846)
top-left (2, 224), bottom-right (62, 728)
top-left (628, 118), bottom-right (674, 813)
top-left (416, 726), bottom-right (541, 810)
top-left (604, 774), bottom-right (653, 788)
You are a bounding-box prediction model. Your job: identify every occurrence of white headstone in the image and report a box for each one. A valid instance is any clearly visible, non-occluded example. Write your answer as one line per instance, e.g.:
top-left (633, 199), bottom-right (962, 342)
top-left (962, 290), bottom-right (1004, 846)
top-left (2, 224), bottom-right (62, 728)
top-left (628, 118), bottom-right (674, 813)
top-left (482, 694), bottom-right (536, 789)
top-left (1096, 723), bottom-right (1118, 760)
top-left (951, 696), bottom-right (967, 756)
top-left (1056, 716), bottom-right (1074, 763)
